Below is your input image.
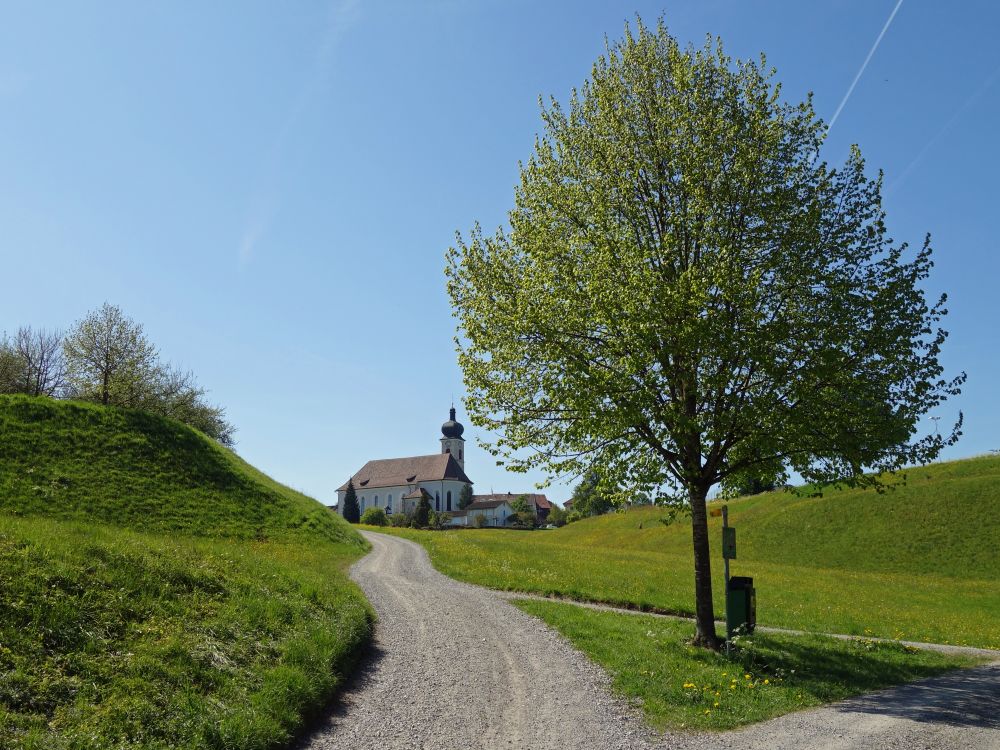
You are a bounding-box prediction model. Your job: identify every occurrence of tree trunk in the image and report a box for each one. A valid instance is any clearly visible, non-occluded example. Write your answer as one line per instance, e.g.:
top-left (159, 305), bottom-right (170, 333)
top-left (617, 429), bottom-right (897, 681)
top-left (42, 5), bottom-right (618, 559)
top-left (689, 484), bottom-right (720, 649)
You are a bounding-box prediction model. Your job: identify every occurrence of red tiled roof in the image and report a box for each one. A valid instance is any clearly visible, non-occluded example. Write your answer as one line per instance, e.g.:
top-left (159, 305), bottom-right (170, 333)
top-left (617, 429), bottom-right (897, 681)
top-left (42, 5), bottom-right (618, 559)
top-left (338, 454), bottom-right (472, 492)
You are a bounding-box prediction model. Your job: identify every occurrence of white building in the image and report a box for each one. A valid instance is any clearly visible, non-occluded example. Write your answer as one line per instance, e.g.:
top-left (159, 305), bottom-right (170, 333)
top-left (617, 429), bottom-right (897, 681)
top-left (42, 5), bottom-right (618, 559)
top-left (336, 408), bottom-right (473, 517)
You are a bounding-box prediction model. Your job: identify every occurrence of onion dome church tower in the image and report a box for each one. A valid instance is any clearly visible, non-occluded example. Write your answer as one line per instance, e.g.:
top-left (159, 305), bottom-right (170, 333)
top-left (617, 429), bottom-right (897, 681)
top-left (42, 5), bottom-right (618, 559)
top-left (440, 406), bottom-right (466, 469)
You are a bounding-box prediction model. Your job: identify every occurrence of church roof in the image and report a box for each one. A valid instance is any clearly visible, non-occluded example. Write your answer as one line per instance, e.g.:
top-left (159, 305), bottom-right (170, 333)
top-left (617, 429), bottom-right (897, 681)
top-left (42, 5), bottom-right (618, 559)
top-left (338, 454), bottom-right (472, 492)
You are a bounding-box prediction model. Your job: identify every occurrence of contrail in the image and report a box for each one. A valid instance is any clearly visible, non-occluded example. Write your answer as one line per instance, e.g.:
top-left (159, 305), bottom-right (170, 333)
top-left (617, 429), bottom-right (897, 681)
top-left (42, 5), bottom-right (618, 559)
top-left (887, 61), bottom-right (1000, 196)
top-left (827, 0), bottom-right (905, 132)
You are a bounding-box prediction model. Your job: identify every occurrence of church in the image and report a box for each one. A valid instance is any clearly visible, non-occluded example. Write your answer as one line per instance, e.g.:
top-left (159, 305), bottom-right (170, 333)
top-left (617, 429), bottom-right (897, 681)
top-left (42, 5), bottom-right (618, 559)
top-left (335, 407), bottom-right (552, 526)
top-left (336, 407), bottom-right (473, 519)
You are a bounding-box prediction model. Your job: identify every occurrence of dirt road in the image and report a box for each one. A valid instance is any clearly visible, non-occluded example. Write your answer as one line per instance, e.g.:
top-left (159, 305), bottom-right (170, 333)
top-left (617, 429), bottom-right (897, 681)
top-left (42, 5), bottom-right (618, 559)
top-left (299, 532), bottom-right (999, 750)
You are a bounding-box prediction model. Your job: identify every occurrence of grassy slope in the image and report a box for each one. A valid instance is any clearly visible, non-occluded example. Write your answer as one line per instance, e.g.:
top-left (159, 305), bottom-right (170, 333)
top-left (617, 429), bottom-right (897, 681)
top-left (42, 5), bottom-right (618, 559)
top-left (514, 600), bottom-right (979, 731)
top-left (376, 455), bottom-right (1000, 648)
top-left (0, 395), bottom-right (349, 543)
top-left (0, 395), bottom-right (371, 750)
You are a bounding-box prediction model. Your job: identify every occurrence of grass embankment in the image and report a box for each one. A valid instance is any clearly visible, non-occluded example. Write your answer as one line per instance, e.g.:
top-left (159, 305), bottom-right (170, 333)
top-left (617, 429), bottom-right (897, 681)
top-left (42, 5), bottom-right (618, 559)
top-left (514, 600), bottom-right (981, 731)
top-left (0, 395), bottom-right (372, 750)
top-left (378, 455), bottom-right (1000, 649)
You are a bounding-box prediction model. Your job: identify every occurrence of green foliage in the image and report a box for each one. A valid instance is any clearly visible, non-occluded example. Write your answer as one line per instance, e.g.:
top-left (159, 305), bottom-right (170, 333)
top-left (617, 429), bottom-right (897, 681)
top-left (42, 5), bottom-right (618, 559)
top-left (63, 302), bottom-right (157, 407)
top-left (389, 511), bottom-right (411, 528)
top-left (515, 600), bottom-right (980, 731)
top-left (446, 17), bottom-right (964, 645)
top-left (547, 504), bottom-right (568, 527)
top-left (458, 483), bottom-right (474, 510)
top-left (375, 455), bottom-right (1000, 649)
top-left (413, 491), bottom-right (431, 528)
top-left (473, 513), bottom-right (489, 529)
top-left (568, 473), bottom-right (613, 518)
top-left (342, 479), bottom-right (360, 524)
top-left (510, 494), bottom-right (530, 515)
top-left (0, 396), bottom-right (372, 749)
top-left (3, 303), bottom-right (237, 445)
top-left (447, 16), bottom-right (962, 500)
top-left (360, 507), bottom-right (388, 526)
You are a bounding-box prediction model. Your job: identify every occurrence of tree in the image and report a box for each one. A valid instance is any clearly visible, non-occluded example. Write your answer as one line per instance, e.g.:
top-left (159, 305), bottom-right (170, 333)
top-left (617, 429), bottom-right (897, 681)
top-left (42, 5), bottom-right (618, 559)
top-left (446, 19), bottom-right (963, 649)
top-left (413, 490), bottom-right (431, 528)
top-left (569, 472), bottom-right (614, 518)
top-left (2, 327), bottom-right (68, 397)
top-left (63, 303), bottom-right (157, 406)
top-left (61, 304), bottom-right (236, 446)
top-left (458, 483), bottom-right (474, 510)
top-left (509, 494), bottom-right (535, 528)
top-left (139, 364), bottom-right (235, 447)
top-left (0, 335), bottom-right (25, 394)
top-left (342, 479), bottom-right (360, 524)
top-left (547, 504), bottom-right (568, 527)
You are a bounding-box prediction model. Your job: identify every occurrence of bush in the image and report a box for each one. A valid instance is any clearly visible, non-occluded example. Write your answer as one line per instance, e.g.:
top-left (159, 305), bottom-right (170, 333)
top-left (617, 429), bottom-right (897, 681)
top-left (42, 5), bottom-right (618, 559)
top-left (389, 512), bottom-right (411, 528)
top-left (473, 514), bottom-right (489, 529)
top-left (360, 507), bottom-right (388, 526)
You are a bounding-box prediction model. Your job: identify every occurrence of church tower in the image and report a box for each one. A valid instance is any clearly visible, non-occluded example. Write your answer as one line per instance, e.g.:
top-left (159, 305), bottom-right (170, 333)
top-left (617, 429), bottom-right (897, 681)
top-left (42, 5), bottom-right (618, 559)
top-left (440, 406), bottom-right (466, 469)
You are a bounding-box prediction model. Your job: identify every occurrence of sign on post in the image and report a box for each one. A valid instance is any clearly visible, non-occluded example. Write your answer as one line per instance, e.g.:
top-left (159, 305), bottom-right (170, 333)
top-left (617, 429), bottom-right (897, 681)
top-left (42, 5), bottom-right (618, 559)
top-left (722, 526), bottom-right (736, 559)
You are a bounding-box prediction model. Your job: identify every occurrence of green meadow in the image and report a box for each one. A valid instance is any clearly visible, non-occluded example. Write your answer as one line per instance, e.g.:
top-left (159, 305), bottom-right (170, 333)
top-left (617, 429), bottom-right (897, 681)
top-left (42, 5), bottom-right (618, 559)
top-left (376, 455), bottom-right (1000, 649)
top-left (0, 395), bottom-right (372, 750)
top-left (513, 599), bottom-right (981, 731)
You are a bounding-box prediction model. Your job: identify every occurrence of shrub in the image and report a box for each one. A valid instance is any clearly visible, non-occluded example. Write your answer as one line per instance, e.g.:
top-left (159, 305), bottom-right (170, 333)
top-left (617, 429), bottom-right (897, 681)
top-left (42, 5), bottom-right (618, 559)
top-left (360, 507), bottom-right (388, 526)
top-left (389, 512), bottom-right (411, 528)
top-left (473, 513), bottom-right (489, 529)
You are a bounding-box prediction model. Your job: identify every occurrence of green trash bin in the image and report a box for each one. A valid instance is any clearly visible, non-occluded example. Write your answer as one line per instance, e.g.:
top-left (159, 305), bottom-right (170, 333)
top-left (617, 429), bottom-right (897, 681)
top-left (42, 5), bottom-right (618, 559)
top-left (726, 576), bottom-right (756, 637)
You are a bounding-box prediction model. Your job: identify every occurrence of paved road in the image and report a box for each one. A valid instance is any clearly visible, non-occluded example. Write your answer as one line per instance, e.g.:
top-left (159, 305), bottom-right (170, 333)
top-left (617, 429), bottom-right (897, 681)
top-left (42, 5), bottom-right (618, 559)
top-left (299, 532), bottom-right (1000, 750)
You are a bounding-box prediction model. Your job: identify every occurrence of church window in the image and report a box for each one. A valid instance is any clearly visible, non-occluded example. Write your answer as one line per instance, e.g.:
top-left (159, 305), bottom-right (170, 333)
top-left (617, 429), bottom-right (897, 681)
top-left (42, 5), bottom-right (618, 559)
top-left (445, 448), bottom-right (450, 454)
top-left (435, 492), bottom-right (440, 511)
top-left (360, 497), bottom-right (366, 511)
top-left (374, 495), bottom-right (379, 507)
top-left (459, 449), bottom-right (463, 460)
top-left (446, 491), bottom-right (452, 511)
top-left (387, 494), bottom-right (393, 512)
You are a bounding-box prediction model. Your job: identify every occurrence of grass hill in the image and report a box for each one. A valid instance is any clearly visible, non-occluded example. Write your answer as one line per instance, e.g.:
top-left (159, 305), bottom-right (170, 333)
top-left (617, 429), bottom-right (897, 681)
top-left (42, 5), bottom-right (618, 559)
top-left (0, 395), bottom-right (350, 543)
top-left (0, 395), bottom-right (372, 750)
top-left (551, 454), bottom-right (1000, 580)
top-left (379, 455), bottom-right (1000, 650)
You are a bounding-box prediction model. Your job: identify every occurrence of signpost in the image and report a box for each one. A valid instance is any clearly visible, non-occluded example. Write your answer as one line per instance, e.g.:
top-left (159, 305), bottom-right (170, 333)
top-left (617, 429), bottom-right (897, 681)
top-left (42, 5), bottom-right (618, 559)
top-left (711, 503), bottom-right (754, 653)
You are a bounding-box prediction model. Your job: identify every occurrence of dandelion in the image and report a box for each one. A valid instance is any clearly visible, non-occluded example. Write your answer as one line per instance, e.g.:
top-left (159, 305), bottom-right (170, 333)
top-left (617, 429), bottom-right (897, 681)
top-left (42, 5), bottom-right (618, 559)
top-left (704, 709), bottom-right (710, 715)
top-left (744, 674), bottom-right (751, 680)
top-left (763, 679), bottom-right (769, 685)
top-left (714, 702), bottom-right (720, 707)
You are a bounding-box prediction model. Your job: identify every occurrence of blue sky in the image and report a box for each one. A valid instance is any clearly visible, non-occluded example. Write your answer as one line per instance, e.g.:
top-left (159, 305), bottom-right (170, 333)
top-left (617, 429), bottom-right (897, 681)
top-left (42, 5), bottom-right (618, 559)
top-left (1, 1), bottom-right (996, 505)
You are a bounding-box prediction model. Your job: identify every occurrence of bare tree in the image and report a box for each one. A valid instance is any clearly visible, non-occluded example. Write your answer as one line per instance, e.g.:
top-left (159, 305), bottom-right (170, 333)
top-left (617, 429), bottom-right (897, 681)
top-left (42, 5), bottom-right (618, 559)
top-left (63, 302), bottom-right (158, 406)
top-left (12, 327), bottom-right (67, 396)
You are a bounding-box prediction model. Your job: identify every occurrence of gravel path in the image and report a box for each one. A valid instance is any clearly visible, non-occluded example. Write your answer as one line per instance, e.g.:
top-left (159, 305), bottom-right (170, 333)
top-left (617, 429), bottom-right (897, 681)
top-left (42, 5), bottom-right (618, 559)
top-left (298, 532), bottom-right (1000, 750)
top-left (299, 531), bottom-right (669, 750)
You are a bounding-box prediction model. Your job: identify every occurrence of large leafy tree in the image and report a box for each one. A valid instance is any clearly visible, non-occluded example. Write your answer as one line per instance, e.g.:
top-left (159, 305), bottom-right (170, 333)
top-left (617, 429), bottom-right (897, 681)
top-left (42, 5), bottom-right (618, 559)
top-left (63, 302), bottom-right (158, 407)
top-left (446, 20), bottom-right (963, 649)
